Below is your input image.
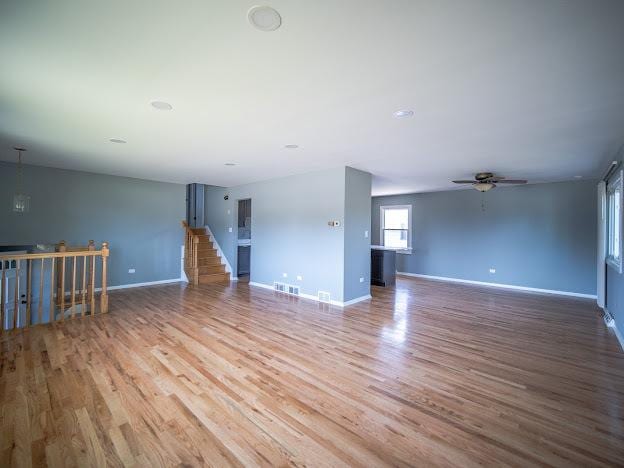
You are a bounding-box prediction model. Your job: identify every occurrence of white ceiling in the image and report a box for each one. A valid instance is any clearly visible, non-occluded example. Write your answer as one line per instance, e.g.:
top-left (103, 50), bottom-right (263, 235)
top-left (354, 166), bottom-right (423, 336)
top-left (1, 1), bottom-right (623, 196)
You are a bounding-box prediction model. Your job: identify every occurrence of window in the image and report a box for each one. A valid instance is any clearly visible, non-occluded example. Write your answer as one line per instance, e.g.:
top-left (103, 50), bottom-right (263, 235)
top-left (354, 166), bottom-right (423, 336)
top-left (380, 205), bottom-right (412, 252)
top-left (607, 170), bottom-right (623, 273)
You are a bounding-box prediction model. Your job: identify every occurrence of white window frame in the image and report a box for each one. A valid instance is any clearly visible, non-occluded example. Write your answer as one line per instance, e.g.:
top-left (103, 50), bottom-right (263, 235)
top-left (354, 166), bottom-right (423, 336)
top-left (380, 205), bottom-right (412, 254)
top-left (607, 170), bottom-right (623, 273)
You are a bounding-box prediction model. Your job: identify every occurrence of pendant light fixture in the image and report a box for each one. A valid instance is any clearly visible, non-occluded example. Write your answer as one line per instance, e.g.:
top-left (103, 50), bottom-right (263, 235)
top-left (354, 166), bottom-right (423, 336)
top-left (12, 146), bottom-right (30, 213)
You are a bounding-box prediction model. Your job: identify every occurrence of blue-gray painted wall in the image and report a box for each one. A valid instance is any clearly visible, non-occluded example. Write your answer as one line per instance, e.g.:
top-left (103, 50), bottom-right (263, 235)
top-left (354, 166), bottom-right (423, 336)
top-left (372, 180), bottom-right (597, 295)
top-left (606, 162), bottom-right (624, 338)
top-left (204, 168), bottom-right (347, 302)
top-left (344, 167), bottom-right (372, 301)
top-left (0, 162), bottom-right (185, 287)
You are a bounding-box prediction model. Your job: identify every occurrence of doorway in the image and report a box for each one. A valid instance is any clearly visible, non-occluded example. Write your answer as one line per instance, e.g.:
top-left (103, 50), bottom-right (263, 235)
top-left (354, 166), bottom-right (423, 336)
top-left (237, 199), bottom-right (251, 278)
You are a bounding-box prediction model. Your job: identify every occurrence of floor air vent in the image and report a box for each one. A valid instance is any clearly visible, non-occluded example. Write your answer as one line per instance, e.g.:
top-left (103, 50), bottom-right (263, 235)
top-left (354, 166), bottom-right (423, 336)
top-left (318, 291), bottom-right (331, 303)
top-left (604, 309), bottom-right (615, 327)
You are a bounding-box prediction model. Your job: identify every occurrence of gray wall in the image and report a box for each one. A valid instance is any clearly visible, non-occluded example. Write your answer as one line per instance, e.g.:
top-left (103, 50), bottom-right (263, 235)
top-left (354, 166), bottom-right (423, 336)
top-left (344, 167), bottom-right (372, 301)
top-left (1, 162), bottom-right (185, 287)
top-left (204, 168), bottom-right (347, 302)
top-left (606, 160), bottom-right (624, 336)
top-left (372, 180), bottom-right (597, 295)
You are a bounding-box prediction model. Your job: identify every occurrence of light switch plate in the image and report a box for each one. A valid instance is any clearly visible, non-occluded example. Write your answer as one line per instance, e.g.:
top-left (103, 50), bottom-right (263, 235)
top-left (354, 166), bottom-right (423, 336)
top-left (283, 273), bottom-right (288, 278)
top-left (228, 227), bottom-right (233, 233)
top-left (364, 230), bottom-right (369, 238)
top-left (297, 275), bottom-right (303, 281)
top-left (128, 268), bottom-right (135, 274)
top-left (359, 277), bottom-right (364, 283)
top-left (489, 268), bottom-right (496, 274)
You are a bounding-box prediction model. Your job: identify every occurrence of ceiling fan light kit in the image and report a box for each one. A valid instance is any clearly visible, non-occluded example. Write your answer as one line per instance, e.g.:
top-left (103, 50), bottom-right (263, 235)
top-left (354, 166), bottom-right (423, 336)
top-left (474, 182), bottom-right (495, 192)
top-left (452, 172), bottom-right (528, 192)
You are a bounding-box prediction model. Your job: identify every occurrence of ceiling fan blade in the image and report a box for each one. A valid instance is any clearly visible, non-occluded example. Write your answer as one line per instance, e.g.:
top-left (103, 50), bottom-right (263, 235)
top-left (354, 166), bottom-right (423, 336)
top-left (452, 180), bottom-right (476, 184)
top-left (496, 179), bottom-right (527, 184)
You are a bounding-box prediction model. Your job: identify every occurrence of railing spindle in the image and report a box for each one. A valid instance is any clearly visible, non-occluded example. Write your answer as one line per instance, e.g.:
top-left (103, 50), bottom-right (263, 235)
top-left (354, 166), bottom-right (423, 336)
top-left (50, 257), bottom-right (55, 322)
top-left (90, 257), bottom-right (95, 316)
top-left (71, 255), bottom-right (77, 318)
top-left (60, 256), bottom-right (65, 321)
top-left (38, 258), bottom-right (44, 325)
top-left (1, 262), bottom-right (5, 332)
top-left (56, 241), bottom-right (66, 307)
top-left (82, 255), bottom-right (87, 317)
top-left (26, 259), bottom-right (32, 327)
top-left (13, 259), bottom-right (20, 330)
top-left (88, 241), bottom-right (95, 315)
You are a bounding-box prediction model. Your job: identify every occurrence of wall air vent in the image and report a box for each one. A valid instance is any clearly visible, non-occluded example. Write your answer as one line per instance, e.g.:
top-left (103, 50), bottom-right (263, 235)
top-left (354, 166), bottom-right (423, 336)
top-left (274, 282), bottom-right (300, 296)
top-left (318, 291), bottom-right (331, 303)
top-left (274, 282), bottom-right (286, 293)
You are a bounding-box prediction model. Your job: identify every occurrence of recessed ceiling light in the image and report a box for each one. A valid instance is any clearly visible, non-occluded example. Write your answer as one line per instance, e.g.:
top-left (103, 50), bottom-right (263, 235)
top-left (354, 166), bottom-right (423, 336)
top-left (224, 163), bottom-right (236, 166)
top-left (109, 138), bottom-right (127, 144)
top-left (248, 6), bottom-right (282, 31)
top-left (151, 101), bottom-right (173, 111)
top-left (285, 144), bottom-right (299, 149)
top-left (393, 110), bottom-right (414, 118)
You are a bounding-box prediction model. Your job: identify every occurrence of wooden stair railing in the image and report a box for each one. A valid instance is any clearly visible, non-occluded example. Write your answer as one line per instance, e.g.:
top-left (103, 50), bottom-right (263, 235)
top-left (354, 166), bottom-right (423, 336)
top-left (182, 221), bottom-right (229, 285)
top-left (0, 241), bottom-right (109, 333)
top-left (182, 221), bottom-right (200, 285)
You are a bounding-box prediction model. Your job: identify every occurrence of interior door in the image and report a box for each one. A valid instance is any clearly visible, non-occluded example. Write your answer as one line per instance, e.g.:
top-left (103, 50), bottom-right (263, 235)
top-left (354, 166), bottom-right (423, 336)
top-left (597, 181), bottom-right (607, 308)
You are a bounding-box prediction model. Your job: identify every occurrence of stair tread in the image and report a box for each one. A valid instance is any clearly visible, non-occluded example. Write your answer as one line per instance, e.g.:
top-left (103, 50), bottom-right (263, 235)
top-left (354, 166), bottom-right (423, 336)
top-left (197, 258), bottom-right (221, 264)
top-left (197, 272), bottom-right (230, 284)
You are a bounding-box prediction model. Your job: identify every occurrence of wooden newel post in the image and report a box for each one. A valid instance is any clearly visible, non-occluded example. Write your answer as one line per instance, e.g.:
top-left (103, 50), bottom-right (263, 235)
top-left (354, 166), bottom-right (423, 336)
top-left (193, 235), bottom-right (200, 285)
top-left (100, 242), bottom-right (109, 313)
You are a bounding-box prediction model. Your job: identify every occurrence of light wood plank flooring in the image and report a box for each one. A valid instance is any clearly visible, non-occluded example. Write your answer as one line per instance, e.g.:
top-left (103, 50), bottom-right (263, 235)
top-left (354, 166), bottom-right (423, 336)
top-left (1, 277), bottom-right (623, 467)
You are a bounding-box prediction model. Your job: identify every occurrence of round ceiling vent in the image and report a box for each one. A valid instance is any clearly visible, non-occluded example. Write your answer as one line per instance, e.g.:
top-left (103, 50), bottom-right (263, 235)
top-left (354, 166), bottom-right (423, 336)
top-left (151, 101), bottom-right (173, 111)
top-left (248, 6), bottom-right (282, 31)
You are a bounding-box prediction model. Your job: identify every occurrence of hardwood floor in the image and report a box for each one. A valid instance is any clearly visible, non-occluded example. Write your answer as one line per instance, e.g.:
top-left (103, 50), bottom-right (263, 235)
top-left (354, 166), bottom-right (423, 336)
top-left (1, 277), bottom-right (623, 467)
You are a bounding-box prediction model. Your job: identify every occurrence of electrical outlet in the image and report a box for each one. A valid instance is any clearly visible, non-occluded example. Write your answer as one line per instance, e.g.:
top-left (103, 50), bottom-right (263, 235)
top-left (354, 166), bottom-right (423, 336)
top-left (297, 275), bottom-right (303, 281)
top-left (128, 268), bottom-right (135, 274)
top-left (227, 209), bottom-right (231, 214)
top-left (489, 268), bottom-right (496, 274)
top-left (359, 277), bottom-right (364, 283)
top-left (364, 230), bottom-right (369, 238)
top-left (283, 272), bottom-right (288, 278)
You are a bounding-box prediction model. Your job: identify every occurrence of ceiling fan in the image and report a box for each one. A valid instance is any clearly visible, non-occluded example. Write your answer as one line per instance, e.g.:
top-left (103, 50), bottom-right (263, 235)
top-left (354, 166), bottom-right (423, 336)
top-left (452, 172), bottom-right (527, 192)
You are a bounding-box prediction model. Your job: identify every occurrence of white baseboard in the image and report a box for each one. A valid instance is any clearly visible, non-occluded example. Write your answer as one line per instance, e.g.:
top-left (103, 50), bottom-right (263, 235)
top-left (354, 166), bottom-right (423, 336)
top-left (606, 309), bottom-right (624, 351)
top-left (248, 281), bottom-right (371, 307)
top-left (343, 294), bottom-right (372, 306)
top-left (101, 278), bottom-right (182, 292)
top-left (397, 272), bottom-right (597, 299)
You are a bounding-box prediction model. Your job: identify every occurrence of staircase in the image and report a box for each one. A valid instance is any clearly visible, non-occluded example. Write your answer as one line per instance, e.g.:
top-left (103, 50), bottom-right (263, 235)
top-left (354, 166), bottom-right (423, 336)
top-left (183, 223), bottom-right (230, 285)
